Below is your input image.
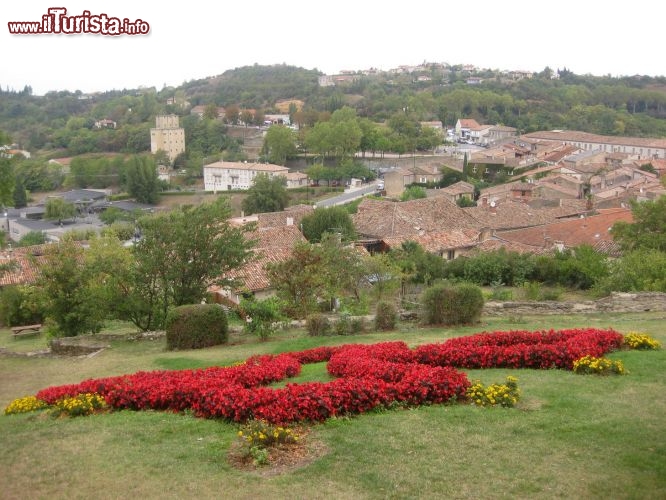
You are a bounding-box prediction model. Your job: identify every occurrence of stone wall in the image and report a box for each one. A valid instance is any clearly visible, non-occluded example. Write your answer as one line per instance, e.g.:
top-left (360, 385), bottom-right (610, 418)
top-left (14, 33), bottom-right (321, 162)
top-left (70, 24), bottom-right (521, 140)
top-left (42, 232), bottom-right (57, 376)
top-left (483, 292), bottom-right (666, 316)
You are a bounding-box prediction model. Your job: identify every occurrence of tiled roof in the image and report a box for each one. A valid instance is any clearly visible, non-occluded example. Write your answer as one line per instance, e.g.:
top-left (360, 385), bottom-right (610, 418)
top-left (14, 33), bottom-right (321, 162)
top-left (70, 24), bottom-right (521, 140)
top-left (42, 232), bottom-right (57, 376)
top-left (352, 197), bottom-right (479, 239)
top-left (458, 119), bottom-right (481, 129)
top-left (0, 243), bottom-right (79, 287)
top-left (383, 229), bottom-right (480, 253)
top-left (257, 205), bottom-right (314, 229)
top-left (498, 208), bottom-right (633, 251)
top-left (222, 225), bottom-right (307, 292)
top-left (464, 198), bottom-right (588, 231)
top-left (205, 161), bottom-right (288, 173)
top-left (440, 181), bottom-right (475, 196)
top-left (524, 130), bottom-right (666, 149)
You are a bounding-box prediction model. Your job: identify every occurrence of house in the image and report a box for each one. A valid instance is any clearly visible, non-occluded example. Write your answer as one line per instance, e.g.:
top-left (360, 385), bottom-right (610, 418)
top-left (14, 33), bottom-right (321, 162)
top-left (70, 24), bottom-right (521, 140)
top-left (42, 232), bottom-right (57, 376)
top-left (283, 172), bottom-right (308, 189)
top-left (464, 197), bottom-right (587, 231)
top-left (435, 181), bottom-right (476, 204)
top-left (498, 208), bottom-right (633, 255)
top-left (486, 125), bottom-right (518, 143)
top-left (93, 119), bottom-right (116, 129)
top-left (0, 244), bottom-right (52, 288)
top-left (203, 161), bottom-right (289, 193)
top-left (523, 130), bottom-right (666, 160)
top-left (209, 224), bottom-right (307, 304)
top-left (455, 119), bottom-right (482, 141)
top-left (383, 229), bottom-right (481, 260)
top-left (352, 197), bottom-right (479, 240)
top-left (382, 165), bottom-right (443, 197)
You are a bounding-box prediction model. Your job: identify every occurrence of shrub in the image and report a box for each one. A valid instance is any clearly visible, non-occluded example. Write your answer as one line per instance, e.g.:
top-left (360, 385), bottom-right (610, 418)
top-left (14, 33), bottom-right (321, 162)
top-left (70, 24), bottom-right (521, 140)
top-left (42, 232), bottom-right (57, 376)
top-left (375, 301), bottom-right (397, 331)
top-left (624, 332), bottom-right (661, 350)
top-left (237, 419), bottom-right (299, 466)
top-left (306, 313), bottom-right (331, 337)
top-left (466, 376), bottom-right (520, 407)
top-left (52, 393), bottom-right (107, 417)
top-left (165, 304), bottom-right (228, 350)
top-left (572, 355), bottom-right (626, 375)
top-left (420, 283), bottom-right (484, 326)
top-left (0, 285), bottom-right (43, 327)
top-left (4, 396), bottom-right (48, 415)
top-left (334, 313), bottom-right (352, 335)
top-left (240, 297), bottom-right (284, 342)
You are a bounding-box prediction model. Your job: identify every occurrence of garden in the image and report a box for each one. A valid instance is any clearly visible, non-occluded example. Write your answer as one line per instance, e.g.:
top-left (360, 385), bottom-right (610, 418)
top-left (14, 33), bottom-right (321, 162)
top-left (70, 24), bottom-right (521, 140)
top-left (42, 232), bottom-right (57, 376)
top-left (1, 312), bottom-right (664, 499)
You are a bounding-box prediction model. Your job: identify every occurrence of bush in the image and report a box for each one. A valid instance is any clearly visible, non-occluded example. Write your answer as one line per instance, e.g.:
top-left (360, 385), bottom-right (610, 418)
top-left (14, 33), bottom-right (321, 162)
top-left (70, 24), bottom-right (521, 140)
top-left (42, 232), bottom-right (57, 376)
top-left (165, 304), bottom-right (228, 350)
top-left (306, 313), bottom-right (331, 336)
top-left (334, 313), bottom-right (352, 335)
top-left (420, 283), bottom-right (484, 326)
top-left (240, 297), bottom-right (283, 342)
top-left (0, 285), bottom-right (43, 327)
top-left (375, 301), bottom-right (397, 331)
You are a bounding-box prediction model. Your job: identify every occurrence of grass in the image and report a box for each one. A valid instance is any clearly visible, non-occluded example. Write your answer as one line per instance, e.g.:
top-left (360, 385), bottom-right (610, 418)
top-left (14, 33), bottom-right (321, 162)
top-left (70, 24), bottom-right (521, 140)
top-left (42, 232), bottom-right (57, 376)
top-left (1, 312), bottom-right (665, 499)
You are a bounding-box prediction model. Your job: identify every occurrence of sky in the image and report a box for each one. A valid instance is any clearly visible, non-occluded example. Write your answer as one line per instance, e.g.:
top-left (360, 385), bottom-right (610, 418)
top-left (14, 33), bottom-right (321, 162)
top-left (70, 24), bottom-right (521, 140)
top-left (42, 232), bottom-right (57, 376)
top-left (3, 1), bottom-right (666, 96)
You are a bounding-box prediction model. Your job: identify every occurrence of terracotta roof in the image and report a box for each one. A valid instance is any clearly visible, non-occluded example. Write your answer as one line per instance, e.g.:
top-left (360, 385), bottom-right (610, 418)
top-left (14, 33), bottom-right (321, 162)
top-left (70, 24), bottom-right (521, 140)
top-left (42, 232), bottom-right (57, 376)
top-left (257, 205), bottom-right (314, 229)
top-left (464, 198), bottom-right (588, 231)
top-left (498, 208), bottom-right (633, 251)
top-left (542, 145), bottom-right (582, 163)
top-left (458, 118), bottom-right (481, 129)
top-left (352, 197), bottom-right (479, 239)
top-left (524, 130), bottom-right (666, 149)
top-left (0, 243), bottom-right (80, 287)
top-left (383, 229), bottom-right (480, 253)
top-left (205, 161), bottom-right (288, 173)
top-left (221, 225), bottom-right (307, 293)
top-left (440, 181), bottom-right (475, 196)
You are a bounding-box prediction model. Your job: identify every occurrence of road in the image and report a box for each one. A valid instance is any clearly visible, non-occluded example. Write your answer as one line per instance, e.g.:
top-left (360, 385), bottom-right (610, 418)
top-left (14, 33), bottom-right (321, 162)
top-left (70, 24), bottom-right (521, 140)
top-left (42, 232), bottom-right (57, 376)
top-left (314, 182), bottom-right (382, 208)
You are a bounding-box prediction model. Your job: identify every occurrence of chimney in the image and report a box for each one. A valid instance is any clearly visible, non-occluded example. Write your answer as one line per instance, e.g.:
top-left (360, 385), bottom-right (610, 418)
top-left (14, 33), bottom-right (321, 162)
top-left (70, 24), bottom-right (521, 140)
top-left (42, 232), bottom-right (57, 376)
top-left (481, 197), bottom-right (488, 207)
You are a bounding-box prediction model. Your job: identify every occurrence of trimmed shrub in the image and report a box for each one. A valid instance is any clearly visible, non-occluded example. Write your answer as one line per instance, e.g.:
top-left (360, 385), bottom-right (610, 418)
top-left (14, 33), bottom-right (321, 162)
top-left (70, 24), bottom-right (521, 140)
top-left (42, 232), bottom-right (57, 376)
top-left (165, 304), bottom-right (228, 350)
top-left (420, 283), bottom-right (484, 326)
top-left (306, 313), bottom-right (331, 337)
top-left (375, 301), bottom-right (397, 331)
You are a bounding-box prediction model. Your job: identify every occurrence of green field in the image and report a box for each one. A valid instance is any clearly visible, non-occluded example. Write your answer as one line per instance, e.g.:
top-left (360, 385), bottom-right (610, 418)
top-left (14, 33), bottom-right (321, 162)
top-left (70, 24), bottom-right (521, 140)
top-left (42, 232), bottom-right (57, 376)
top-left (1, 312), bottom-right (664, 499)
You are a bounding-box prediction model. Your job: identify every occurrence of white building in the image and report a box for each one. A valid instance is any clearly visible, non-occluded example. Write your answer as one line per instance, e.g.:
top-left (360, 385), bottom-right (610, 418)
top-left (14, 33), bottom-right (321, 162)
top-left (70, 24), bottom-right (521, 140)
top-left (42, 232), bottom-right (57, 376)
top-left (203, 161), bottom-right (289, 192)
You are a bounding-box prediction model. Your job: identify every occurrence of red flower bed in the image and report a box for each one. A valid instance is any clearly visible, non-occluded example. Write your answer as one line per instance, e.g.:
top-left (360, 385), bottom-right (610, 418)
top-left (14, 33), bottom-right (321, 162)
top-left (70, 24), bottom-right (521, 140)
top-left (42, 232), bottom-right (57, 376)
top-left (414, 328), bottom-right (623, 369)
top-left (33, 328), bottom-right (623, 424)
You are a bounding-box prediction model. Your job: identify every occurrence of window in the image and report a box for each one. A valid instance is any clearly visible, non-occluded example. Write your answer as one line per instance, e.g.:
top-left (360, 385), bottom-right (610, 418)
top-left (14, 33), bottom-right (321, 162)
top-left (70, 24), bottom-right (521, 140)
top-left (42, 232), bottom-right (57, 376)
top-left (447, 250), bottom-right (455, 260)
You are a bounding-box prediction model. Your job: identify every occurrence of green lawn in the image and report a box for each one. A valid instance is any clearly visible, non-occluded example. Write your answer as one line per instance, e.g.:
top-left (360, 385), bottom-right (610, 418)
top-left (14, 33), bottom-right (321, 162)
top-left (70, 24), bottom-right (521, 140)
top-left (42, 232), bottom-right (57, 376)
top-left (1, 312), bottom-right (665, 499)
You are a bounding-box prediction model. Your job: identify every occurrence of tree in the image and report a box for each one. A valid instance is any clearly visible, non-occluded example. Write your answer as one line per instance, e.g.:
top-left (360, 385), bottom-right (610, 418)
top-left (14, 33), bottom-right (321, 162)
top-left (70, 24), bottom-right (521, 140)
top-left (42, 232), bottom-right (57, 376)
top-left (44, 197), bottom-right (76, 225)
top-left (85, 236), bottom-right (164, 332)
top-left (300, 206), bottom-right (356, 243)
top-left (611, 196), bottom-right (666, 252)
top-left (134, 197), bottom-right (252, 319)
top-left (203, 104), bottom-right (219, 120)
top-left (12, 177), bottom-right (27, 208)
top-left (400, 186), bottom-right (427, 201)
top-left (125, 155), bottom-right (160, 204)
top-left (0, 157), bottom-right (14, 207)
top-left (267, 235), bottom-right (366, 318)
top-left (241, 173), bottom-right (289, 215)
top-left (36, 240), bottom-right (106, 337)
top-left (262, 125), bottom-right (296, 165)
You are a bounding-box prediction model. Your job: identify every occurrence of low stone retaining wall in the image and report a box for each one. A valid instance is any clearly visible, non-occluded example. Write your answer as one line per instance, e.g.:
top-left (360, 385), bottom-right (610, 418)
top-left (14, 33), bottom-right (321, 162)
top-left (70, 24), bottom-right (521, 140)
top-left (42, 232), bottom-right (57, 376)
top-left (483, 292), bottom-right (666, 316)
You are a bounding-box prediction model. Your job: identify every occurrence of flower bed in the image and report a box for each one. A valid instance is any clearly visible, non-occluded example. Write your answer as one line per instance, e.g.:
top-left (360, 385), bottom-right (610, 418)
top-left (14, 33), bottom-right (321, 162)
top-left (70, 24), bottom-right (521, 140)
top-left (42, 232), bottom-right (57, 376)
top-left (20, 328), bottom-right (625, 424)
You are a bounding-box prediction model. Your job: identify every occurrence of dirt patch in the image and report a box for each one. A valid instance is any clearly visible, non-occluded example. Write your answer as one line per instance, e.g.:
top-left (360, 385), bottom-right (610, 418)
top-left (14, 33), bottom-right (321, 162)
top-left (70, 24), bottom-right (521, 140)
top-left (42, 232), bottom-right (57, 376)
top-left (227, 427), bottom-right (329, 476)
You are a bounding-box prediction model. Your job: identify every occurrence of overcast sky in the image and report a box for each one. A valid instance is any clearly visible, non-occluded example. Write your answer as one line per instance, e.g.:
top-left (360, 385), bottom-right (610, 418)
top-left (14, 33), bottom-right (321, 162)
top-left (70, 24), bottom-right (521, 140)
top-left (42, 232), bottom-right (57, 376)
top-left (4, 1), bottom-right (665, 96)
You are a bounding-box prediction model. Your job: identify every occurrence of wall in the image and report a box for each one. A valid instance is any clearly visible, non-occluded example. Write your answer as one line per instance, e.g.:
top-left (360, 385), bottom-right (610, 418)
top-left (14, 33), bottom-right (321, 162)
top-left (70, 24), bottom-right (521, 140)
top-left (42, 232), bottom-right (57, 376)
top-left (483, 292), bottom-right (666, 316)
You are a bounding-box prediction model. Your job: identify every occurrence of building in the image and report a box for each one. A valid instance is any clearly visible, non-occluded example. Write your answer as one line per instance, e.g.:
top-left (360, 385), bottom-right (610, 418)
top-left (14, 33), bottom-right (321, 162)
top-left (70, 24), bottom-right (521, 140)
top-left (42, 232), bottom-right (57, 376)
top-left (150, 114), bottom-right (185, 162)
top-left (203, 161), bottom-right (289, 192)
top-left (523, 130), bottom-right (666, 160)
